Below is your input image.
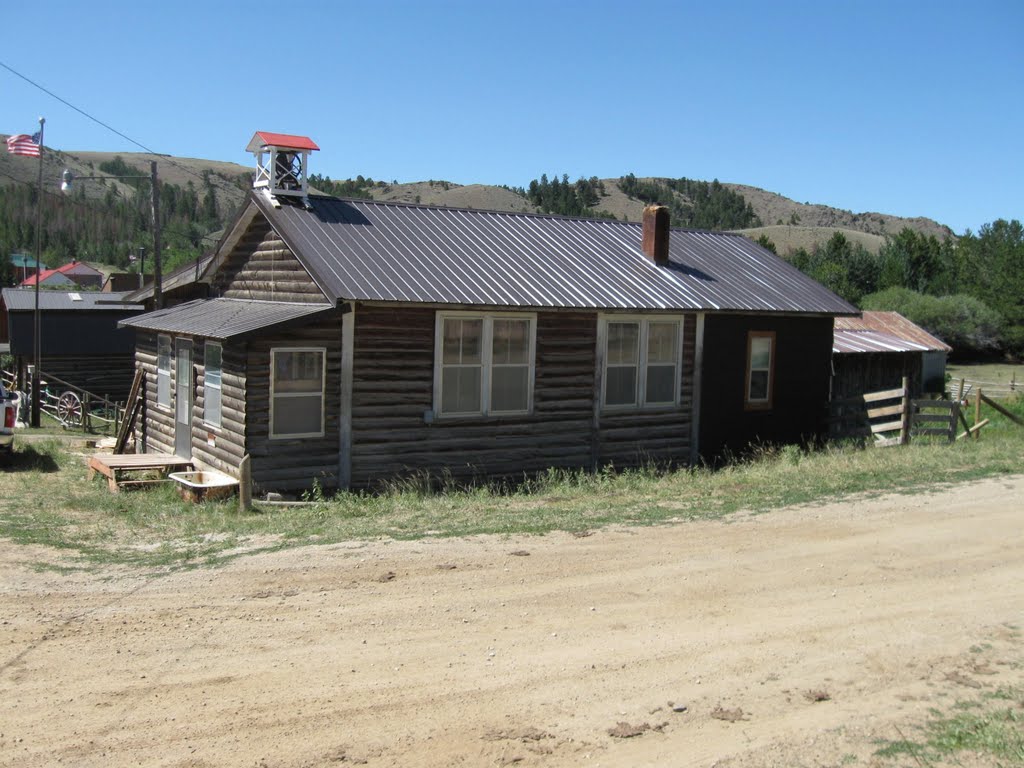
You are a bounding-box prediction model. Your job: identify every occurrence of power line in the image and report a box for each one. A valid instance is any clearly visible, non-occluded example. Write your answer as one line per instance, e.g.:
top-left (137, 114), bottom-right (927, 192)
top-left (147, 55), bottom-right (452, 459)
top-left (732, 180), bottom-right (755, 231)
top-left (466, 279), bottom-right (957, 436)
top-left (0, 59), bottom-right (242, 195)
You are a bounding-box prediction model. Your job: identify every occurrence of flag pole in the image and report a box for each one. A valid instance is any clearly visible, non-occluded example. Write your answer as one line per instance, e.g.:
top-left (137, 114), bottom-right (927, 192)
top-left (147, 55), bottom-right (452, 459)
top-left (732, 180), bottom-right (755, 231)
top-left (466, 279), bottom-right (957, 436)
top-left (30, 116), bottom-right (45, 428)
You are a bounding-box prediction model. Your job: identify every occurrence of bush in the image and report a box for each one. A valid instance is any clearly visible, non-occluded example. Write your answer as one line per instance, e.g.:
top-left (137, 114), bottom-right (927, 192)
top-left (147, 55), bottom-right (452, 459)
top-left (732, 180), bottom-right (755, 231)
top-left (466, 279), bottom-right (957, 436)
top-left (861, 288), bottom-right (1004, 355)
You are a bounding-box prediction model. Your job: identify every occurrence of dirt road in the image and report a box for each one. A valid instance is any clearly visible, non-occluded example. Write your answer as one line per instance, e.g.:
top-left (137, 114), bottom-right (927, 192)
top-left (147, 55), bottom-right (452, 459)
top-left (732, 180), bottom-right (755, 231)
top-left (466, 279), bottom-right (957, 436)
top-left (2, 476), bottom-right (1022, 767)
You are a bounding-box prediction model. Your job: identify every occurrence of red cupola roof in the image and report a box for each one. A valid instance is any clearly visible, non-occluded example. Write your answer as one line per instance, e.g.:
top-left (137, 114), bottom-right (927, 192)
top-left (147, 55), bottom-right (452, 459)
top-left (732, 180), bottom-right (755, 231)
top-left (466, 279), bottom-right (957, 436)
top-left (245, 132), bottom-right (320, 153)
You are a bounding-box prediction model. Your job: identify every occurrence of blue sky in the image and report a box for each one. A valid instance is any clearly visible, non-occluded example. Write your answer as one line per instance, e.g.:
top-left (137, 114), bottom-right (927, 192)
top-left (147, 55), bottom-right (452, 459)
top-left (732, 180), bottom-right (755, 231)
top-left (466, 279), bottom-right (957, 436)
top-left (2, 0), bottom-right (1021, 234)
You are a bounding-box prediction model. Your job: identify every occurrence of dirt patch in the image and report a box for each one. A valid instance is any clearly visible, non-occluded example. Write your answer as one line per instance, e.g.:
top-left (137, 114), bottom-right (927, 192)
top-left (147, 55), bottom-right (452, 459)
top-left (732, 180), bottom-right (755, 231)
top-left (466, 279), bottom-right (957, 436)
top-left (1, 475), bottom-right (1022, 767)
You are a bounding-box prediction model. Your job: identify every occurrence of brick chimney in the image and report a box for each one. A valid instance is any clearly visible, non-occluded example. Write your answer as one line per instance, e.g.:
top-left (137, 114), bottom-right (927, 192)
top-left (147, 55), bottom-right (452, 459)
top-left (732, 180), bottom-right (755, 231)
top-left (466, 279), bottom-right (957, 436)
top-left (642, 205), bottom-right (670, 266)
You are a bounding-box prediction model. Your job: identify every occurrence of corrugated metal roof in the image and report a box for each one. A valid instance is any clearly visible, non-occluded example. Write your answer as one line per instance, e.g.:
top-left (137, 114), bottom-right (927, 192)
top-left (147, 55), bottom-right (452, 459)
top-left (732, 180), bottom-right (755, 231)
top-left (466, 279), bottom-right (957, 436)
top-left (118, 297), bottom-right (336, 340)
top-left (2, 288), bottom-right (144, 312)
top-left (833, 311), bottom-right (951, 354)
top-left (255, 195), bottom-right (858, 315)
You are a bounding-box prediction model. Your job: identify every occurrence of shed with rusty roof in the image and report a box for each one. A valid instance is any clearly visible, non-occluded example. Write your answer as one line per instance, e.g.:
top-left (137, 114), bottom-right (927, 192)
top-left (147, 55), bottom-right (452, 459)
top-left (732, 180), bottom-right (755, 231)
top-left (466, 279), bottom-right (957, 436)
top-left (832, 311), bottom-right (951, 399)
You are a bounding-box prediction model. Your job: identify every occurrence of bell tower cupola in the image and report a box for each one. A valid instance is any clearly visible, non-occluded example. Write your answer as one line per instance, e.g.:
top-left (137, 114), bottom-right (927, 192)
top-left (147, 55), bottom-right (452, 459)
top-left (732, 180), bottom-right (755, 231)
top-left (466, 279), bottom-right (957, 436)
top-left (246, 131), bottom-right (320, 206)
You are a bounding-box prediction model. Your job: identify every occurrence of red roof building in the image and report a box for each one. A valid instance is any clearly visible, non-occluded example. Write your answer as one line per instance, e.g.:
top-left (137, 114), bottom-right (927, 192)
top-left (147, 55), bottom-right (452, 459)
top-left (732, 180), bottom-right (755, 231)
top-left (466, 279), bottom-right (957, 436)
top-left (20, 260), bottom-right (104, 289)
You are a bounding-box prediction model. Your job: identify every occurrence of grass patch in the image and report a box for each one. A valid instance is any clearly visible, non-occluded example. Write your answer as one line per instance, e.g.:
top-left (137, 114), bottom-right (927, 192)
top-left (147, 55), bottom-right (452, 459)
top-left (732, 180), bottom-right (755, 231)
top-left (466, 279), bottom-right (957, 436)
top-left (1, 424), bottom-right (1022, 573)
top-left (875, 688), bottom-right (1024, 765)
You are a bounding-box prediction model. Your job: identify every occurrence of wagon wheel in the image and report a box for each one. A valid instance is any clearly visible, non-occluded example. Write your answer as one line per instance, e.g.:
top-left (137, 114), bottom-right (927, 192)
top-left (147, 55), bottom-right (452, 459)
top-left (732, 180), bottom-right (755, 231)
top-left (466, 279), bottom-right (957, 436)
top-left (57, 391), bottom-right (83, 427)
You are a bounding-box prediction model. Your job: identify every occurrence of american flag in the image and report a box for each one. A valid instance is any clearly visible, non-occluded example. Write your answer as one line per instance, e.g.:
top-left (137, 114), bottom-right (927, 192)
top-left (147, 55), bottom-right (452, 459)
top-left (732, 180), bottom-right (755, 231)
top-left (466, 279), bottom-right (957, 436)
top-left (6, 132), bottom-right (42, 157)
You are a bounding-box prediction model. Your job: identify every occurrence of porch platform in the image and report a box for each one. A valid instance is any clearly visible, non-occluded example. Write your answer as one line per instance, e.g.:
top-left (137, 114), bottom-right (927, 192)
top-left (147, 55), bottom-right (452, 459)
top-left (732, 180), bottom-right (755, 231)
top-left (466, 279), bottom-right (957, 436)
top-left (88, 453), bottom-right (194, 493)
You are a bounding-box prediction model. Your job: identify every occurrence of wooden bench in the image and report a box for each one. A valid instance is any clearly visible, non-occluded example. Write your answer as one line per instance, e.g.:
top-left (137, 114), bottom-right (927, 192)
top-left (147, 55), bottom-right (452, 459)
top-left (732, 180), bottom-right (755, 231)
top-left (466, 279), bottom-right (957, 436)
top-left (88, 454), bottom-right (193, 493)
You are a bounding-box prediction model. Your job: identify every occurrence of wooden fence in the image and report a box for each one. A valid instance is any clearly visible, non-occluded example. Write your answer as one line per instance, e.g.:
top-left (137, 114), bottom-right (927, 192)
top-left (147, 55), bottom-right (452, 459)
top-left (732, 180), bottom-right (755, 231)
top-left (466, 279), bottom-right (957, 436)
top-left (0, 365), bottom-right (124, 434)
top-left (829, 376), bottom-right (960, 446)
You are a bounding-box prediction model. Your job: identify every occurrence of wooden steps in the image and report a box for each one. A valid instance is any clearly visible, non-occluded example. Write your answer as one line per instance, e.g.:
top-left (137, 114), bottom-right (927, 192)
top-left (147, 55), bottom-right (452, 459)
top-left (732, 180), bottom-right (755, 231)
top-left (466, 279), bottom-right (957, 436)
top-left (88, 453), bottom-right (193, 493)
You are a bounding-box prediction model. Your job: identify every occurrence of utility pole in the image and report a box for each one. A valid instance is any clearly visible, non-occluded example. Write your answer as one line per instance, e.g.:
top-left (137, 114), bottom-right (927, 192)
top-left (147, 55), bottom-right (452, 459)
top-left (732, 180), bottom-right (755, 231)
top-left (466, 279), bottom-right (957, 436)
top-left (150, 161), bottom-right (163, 309)
top-left (31, 116), bottom-right (45, 428)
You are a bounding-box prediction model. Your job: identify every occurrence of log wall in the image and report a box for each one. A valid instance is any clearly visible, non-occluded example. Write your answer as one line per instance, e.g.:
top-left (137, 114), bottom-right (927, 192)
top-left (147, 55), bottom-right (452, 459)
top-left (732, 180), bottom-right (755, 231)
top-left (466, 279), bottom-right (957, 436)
top-left (245, 316), bottom-right (344, 493)
top-left (190, 342), bottom-right (248, 478)
top-left (349, 305), bottom-right (696, 490)
top-left (597, 317), bottom-right (696, 469)
top-left (212, 216), bottom-right (324, 302)
top-left (135, 334), bottom-right (174, 455)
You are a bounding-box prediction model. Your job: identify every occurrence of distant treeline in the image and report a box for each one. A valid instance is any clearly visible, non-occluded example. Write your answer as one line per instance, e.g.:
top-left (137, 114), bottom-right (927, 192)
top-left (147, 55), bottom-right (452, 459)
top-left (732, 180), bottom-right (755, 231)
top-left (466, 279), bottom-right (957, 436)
top-left (771, 222), bottom-right (1024, 356)
top-left (618, 174), bottom-right (761, 230)
top-left (0, 156), bottom-right (244, 285)
top-left (521, 174), bottom-right (615, 219)
top-left (307, 174), bottom-right (382, 199)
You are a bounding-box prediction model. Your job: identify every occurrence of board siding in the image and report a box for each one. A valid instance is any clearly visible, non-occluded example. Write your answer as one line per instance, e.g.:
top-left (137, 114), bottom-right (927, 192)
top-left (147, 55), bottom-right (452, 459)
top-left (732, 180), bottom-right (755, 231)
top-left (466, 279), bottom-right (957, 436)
top-left (37, 354), bottom-right (137, 403)
top-left (699, 314), bottom-right (834, 461)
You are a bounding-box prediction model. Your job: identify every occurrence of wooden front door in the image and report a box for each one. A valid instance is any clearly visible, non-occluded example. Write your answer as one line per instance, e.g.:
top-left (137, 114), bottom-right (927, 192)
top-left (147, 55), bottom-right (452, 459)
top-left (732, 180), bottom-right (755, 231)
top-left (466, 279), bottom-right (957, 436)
top-left (175, 339), bottom-right (193, 459)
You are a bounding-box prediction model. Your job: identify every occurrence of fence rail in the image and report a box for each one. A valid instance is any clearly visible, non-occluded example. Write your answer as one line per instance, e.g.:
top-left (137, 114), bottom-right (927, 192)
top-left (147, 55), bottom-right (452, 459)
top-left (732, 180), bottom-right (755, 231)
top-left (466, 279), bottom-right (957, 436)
top-left (0, 366), bottom-right (124, 434)
top-left (830, 377), bottom-right (962, 446)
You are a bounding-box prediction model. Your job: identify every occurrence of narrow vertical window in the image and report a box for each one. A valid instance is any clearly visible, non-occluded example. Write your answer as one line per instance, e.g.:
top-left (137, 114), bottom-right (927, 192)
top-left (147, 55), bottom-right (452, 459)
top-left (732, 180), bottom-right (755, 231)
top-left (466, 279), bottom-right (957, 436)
top-left (204, 342), bottom-right (222, 428)
top-left (605, 322), bottom-right (639, 407)
top-left (441, 317), bottom-right (483, 415)
top-left (157, 334), bottom-right (171, 409)
top-left (490, 318), bottom-right (530, 412)
top-left (645, 321), bottom-right (679, 405)
top-left (745, 331), bottom-right (775, 409)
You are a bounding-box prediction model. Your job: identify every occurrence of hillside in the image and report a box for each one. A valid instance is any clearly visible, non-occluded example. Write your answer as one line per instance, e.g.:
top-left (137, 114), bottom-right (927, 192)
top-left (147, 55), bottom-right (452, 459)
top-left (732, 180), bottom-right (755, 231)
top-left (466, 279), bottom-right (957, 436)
top-left (0, 138), bottom-right (953, 261)
top-left (350, 176), bottom-right (953, 253)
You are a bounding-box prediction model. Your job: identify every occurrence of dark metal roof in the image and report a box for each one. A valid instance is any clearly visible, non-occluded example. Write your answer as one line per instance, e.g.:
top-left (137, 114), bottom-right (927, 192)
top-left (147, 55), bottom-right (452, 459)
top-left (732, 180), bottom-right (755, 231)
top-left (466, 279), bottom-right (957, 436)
top-left (254, 194), bottom-right (858, 315)
top-left (2, 288), bottom-right (144, 312)
top-left (118, 297), bottom-right (336, 340)
top-left (833, 311), bottom-right (951, 354)
top-left (125, 255), bottom-right (214, 303)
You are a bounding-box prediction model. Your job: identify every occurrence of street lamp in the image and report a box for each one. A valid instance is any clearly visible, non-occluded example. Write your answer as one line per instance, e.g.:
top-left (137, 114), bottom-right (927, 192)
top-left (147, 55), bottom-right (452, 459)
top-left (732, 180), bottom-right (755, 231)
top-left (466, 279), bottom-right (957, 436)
top-left (60, 161), bottom-right (162, 309)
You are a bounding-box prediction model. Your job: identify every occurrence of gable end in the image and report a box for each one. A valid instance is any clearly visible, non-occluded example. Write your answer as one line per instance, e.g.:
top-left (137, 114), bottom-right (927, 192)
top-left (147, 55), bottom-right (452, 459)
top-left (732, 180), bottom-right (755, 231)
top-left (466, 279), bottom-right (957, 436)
top-left (211, 214), bottom-right (327, 303)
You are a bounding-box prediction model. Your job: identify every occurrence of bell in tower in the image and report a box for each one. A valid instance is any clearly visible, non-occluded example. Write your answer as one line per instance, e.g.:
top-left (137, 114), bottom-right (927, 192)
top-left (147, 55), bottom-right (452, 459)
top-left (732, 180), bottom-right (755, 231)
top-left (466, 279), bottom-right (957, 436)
top-left (246, 131), bottom-right (320, 206)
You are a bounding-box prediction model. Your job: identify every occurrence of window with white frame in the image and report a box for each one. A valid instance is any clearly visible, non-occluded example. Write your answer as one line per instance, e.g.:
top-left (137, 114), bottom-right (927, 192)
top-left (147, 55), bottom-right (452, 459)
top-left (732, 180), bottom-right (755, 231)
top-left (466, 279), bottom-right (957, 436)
top-left (204, 342), bottom-right (222, 428)
top-left (271, 348), bottom-right (326, 438)
top-left (600, 316), bottom-right (684, 409)
top-left (435, 312), bottom-right (536, 417)
top-left (157, 334), bottom-right (171, 409)
top-left (745, 331), bottom-right (775, 409)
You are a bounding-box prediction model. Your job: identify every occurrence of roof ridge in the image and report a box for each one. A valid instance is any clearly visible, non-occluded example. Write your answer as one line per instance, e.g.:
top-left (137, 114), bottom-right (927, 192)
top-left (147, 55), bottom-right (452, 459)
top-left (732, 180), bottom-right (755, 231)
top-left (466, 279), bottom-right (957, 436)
top-left (306, 193), bottom-right (751, 238)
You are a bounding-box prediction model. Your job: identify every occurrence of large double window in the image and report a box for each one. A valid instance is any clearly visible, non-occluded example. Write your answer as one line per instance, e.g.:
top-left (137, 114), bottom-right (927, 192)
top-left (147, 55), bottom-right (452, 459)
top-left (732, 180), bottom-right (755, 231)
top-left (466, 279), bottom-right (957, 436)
top-left (435, 312), bottom-right (536, 417)
top-left (600, 316), bottom-right (684, 409)
top-left (271, 348), bottom-right (326, 438)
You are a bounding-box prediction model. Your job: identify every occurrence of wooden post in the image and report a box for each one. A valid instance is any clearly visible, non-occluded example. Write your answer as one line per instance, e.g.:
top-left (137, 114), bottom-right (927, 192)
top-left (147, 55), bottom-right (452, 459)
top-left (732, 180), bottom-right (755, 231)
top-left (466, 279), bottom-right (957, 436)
top-left (956, 378), bottom-right (965, 403)
top-left (238, 454), bottom-right (252, 512)
top-left (975, 388), bottom-right (982, 440)
top-left (900, 376), bottom-right (910, 445)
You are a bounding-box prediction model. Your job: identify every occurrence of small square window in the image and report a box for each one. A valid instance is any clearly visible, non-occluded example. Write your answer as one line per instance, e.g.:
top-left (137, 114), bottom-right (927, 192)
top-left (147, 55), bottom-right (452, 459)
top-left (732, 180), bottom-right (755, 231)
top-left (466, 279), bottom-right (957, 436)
top-left (271, 348), bottom-right (325, 439)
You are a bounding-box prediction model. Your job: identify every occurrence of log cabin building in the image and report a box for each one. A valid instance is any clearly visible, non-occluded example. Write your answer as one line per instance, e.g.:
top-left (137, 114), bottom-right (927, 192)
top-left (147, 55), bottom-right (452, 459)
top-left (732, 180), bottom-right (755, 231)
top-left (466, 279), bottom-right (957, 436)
top-left (120, 133), bottom-right (857, 494)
